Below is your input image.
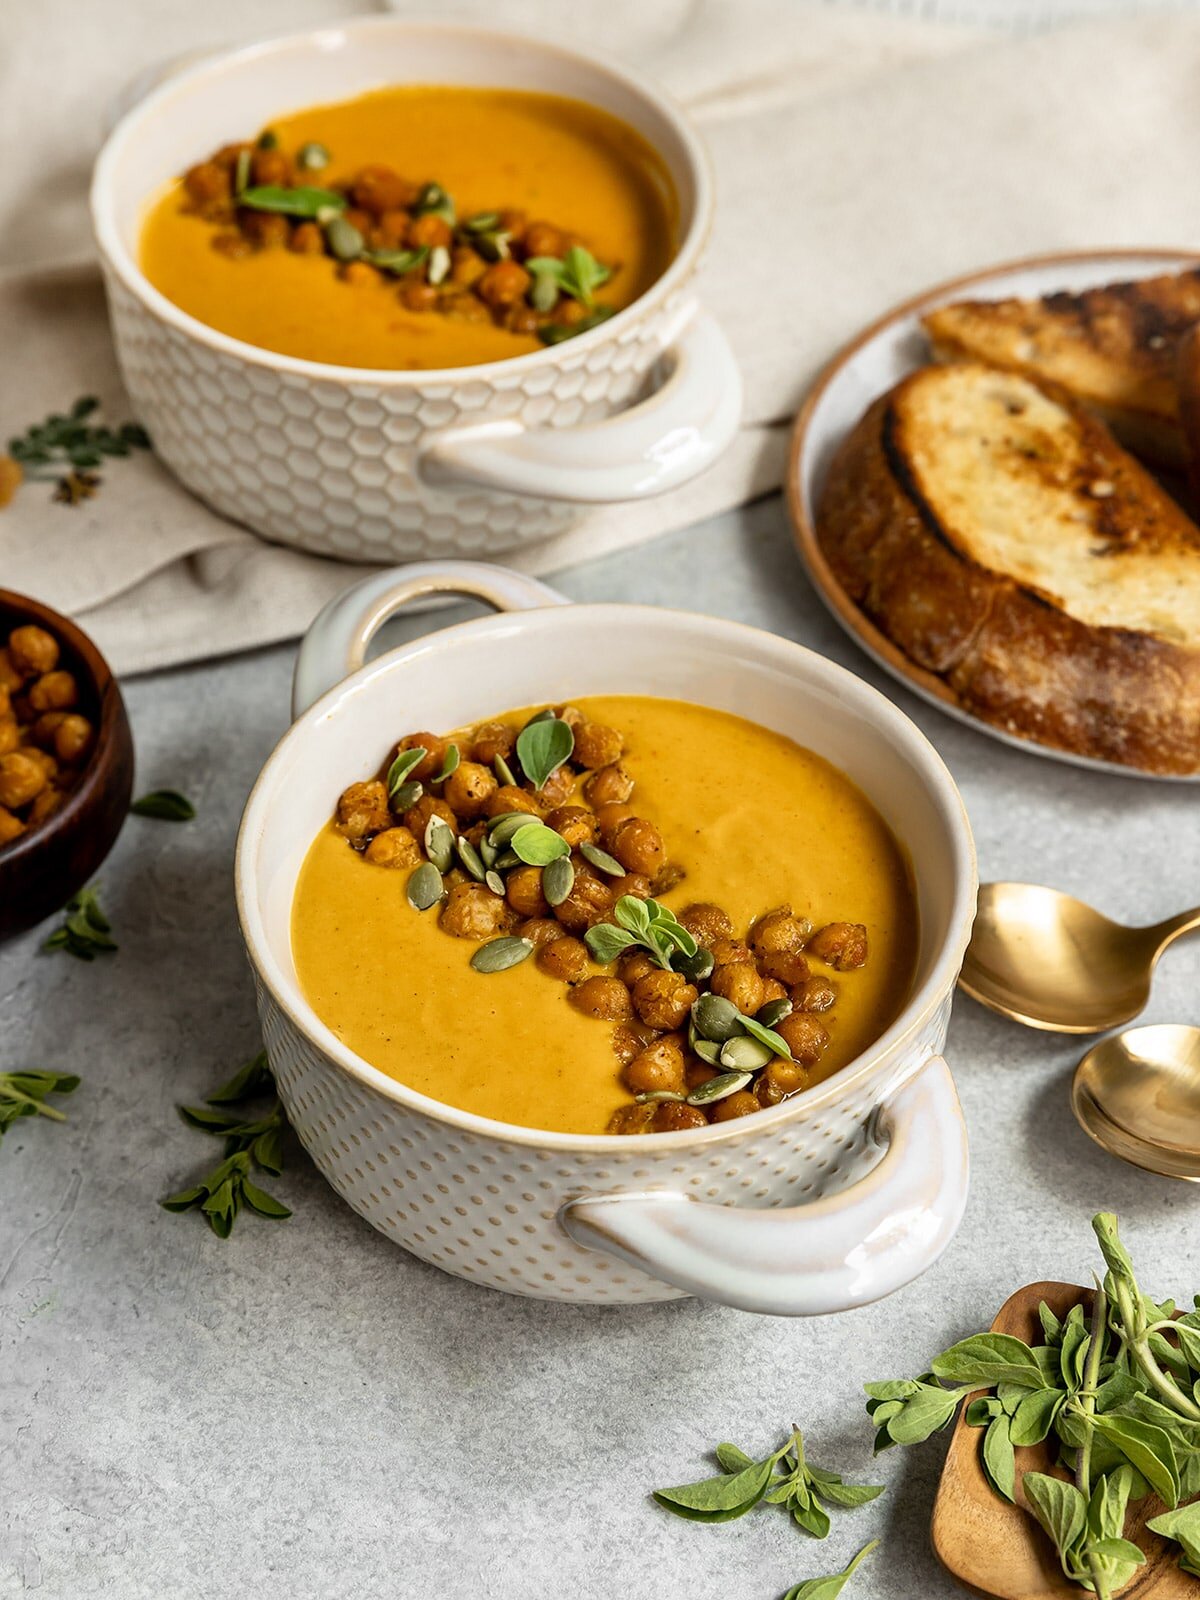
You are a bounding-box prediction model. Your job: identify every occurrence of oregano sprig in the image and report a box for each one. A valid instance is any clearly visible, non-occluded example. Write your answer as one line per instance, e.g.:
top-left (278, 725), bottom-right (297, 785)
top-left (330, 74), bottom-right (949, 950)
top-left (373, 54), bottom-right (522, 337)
top-left (43, 886), bottom-right (116, 961)
top-left (0, 1070), bottom-right (80, 1148)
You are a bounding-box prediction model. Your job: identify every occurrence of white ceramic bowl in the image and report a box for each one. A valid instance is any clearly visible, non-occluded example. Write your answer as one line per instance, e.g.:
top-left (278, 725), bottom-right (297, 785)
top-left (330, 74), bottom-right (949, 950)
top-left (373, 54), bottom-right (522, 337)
top-left (236, 562), bottom-right (977, 1314)
top-left (90, 20), bottom-right (742, 563)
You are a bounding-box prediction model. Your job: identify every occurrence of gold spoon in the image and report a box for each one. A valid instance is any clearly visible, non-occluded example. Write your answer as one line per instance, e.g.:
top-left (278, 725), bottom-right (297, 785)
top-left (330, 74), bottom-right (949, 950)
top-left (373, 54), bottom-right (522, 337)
top-left (1073, 1025), bottom-right (1200, 1181)
top-left (959, 882), bottom-right (1200, 1033)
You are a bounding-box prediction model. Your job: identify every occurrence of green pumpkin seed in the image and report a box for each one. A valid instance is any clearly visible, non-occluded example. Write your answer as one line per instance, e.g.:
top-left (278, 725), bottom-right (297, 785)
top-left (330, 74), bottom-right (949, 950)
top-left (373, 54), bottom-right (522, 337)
top-left (390, 779), bottom-right (423, 813)
top-left (406, 861), bottom-right (444, 911)
top-left (463, 211), bottom-right (501, 234)
top-left (692, 1038), bottom-right (723, 1067)
top-left (423, 815), bottom-right (454, 873)
top-left (485, 869), bottom-right (506, 897)
top-left (414, 181), bottom-right (452, 215)
top-left (427, 244), bottom-right (451, 286)
top-left (691, 993), bottom-right (743, 1044)
top-left (434, 743), bottom-right (460, 783)
top-left (493, 848), bottom-right (521, 871)
top-left (479, 835), bottom-right (500, 868)
top-left (487, 812), bottom-right (536, 847)
top-left (530, 271), bottom-right (559, 314)
top-left (297, 141), bottom-right (329, 171)
top-left (386, 745), bottom-right (427, 796)
top-left (543, 855), bottom-right (575, 908)
top-left (234, 148), bottom-right (252, 196)
top-left (325, 216), bottom-right (364, 261)
top-left (470, 936), bottom-right (533, 974)
top-left (686, 1071), bottom-right (752, 1107)
top-left (475, 230), bottom-right (512, 262)
top-left (719, 1035), bottom-right (774, 1072)
top-left (580, 841), bottom-right (624, 877)
top-left (494, 753), bottom-right (517, 787)
top-left (635, 1091), bottom-right (687, 1104)
top-left (757, 996), bottom-right (793, 1028)
top-left (673, 947), bottom-right (715, 983)
top-left (456, 836), bottom-right (486, 882)
top-left (510, 823), bottom-right (570, 867)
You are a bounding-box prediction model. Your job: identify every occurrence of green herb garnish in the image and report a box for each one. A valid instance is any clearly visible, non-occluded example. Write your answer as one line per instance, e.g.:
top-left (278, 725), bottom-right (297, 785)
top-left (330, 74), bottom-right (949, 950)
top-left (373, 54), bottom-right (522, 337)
top-left (524, 245), bottom-right (612, 307)
top-left (238, 184), bottom-right (346, 219)
top-left (514, 714), bottom-right (574, 790)
top-left (508, 822), bottom-right (570, 867)
top-left (584, 895), bottom-right (696, 971)
top-left (160, 1151), bottom-right (291, 1238)
top-left (783, 1541), bottom-right (879, 1600)
top-left (367, 245), bottom-right (429, 276)
top-left (0, 1070), bottom-right (80, 1146)
top-left (131, 789), bottom-right (195, 822)
top-left (7, 396), bottom-right (150, 505)
top-left (43, 886), bottom-right (116, 960)
top-left (538, 307), bottom-right (616, 345)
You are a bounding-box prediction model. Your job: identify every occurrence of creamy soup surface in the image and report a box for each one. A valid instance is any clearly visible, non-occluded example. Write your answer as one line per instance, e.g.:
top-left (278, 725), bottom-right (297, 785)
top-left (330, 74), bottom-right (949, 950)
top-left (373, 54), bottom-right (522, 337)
top-left (139, 86), bottom-right (676, 370)
top-left (290, 696), bottom-right (917, 1136)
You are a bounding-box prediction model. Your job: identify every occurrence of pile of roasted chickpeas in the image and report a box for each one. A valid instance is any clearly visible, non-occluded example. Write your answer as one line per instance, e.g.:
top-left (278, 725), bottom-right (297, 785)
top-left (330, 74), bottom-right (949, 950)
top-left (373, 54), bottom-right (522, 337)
top-left (0, 623), bottom-right (94, 846)
top-left (333, 707), bottom-right (869, 1135)
top-left (182, 133), bottom-right (613, 343)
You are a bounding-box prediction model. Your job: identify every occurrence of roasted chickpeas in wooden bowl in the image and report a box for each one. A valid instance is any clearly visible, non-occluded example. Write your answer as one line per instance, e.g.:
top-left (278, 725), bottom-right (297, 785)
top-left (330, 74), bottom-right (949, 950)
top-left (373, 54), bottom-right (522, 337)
top-left (0, 591), bottom-right (134, 939)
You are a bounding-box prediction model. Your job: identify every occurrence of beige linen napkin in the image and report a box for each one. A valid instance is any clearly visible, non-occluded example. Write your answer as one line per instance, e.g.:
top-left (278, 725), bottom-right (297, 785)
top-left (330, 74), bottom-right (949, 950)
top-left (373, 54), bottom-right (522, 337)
top-left (7, 2), bottom-right (1200, 671)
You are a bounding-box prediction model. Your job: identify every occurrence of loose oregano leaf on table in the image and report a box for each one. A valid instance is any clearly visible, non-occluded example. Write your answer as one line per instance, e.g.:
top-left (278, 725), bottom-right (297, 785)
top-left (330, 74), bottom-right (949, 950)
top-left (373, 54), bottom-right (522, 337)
top-left (0, 1070), bottom-right (80, 1147)
top-left (782, 1539), bottom-right (879, 1600)
top-left (5, 395), bottom-right (151, 508)
top-left (130, 789), bottom-right (196, 822)
top-left (42, 885), bottom-right (116, 961)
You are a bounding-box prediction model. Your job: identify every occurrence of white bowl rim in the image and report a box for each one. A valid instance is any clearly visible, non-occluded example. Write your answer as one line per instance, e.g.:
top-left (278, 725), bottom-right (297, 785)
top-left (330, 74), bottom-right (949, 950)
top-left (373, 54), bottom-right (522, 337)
top-left (235, 602), bottom-right (979, 1153)
top-left (90, 14), bottom-right (713, 387)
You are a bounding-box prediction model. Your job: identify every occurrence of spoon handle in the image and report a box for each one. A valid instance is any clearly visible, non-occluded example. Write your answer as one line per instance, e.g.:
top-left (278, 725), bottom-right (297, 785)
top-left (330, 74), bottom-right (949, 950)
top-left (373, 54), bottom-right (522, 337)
top-left (1149, 906), bottom-right (1200, 954)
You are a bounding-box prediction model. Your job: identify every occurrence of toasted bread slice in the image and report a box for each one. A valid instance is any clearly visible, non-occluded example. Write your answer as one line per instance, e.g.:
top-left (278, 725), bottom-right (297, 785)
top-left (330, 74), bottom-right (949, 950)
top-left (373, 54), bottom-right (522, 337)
top-left (817, 361), bottom-right (1200, 774)
top-left (923, 268), bottom-right (1200, 467)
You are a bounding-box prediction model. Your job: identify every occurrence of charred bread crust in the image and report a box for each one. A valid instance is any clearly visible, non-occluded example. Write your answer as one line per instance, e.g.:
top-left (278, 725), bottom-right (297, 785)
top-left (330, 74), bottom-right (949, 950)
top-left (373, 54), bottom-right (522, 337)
top-left (816, 379), bottom-right (1200, 775)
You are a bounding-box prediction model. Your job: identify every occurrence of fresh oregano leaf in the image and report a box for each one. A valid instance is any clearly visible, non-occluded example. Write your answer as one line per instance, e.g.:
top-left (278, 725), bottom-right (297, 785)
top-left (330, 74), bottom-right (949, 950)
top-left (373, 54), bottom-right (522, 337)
top-left (206, 1050), bottom-right (273, 1104)
top-left (653, 1454), bottom-right (780, 1522)
top-left (238, 184), bottom-right (346, 218)
top-left (515, 716), bottom-right (574, 789)
top-left (130, 789), bottom-right (195, 821)
top-left (0, 1070), bottom-right (80, 1146)
top-left (930, 1334), bottom-right (1049, 1390)
top-left (715, 1443), bottom-right (755, 1474)
top-left (584, 923), bottom-right (637, 964)
top-left (1091, 1413), bottom-right (1180, 1507)
top-left (782, 1539), bottom-right (879, 1600)
top-left (1023, 1473), bottom-right (1088, 1581)
top-left (509, 823), bottom-right (570, 866)
top-left (981, 1414), bottom-right (1017, 1503)
top-left (433, 743), bottom-right (460, 783)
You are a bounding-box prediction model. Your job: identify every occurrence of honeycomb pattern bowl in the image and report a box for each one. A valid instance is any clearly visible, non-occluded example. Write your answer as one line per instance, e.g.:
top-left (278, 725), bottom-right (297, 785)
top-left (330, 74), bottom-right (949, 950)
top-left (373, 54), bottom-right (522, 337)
top-left (90, 20), bottom-right (742, 563)
top-left (236, 561), bottom-right (978, 1313)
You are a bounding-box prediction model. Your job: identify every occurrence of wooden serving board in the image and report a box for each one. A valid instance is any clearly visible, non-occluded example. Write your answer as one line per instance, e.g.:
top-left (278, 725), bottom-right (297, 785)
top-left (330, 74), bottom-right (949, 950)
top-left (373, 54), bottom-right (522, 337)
top-left (931, 1281), bottom-right (1195, 1599)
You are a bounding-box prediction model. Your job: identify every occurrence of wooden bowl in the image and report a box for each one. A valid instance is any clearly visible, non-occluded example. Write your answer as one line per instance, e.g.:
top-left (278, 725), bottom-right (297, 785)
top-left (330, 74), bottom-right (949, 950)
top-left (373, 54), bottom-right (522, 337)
top-left (0, 591), bottom-right (134, 939)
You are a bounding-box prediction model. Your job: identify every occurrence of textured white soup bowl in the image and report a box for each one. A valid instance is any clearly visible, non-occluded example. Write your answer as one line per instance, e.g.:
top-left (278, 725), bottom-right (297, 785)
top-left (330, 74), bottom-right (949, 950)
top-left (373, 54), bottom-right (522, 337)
top-left (90, 19), bottom-right (742, 563)
top-left (236, 562), bottom-right (978, 1315)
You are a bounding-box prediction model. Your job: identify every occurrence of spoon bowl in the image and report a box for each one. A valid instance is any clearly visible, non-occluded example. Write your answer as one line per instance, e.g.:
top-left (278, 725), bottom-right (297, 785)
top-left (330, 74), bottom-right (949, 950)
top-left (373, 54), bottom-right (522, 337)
top-left (1073, 1025), bottom-right (1200, 1182)
top-left (959, 882), bottom-right (1200, 1033)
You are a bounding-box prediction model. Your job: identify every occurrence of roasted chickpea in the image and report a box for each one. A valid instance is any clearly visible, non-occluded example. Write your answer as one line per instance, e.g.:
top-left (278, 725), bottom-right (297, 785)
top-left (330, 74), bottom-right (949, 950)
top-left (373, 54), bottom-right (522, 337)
top-left (483, 785), bottom-right (542, 820)
top-left (0, 805), bottom-right (24, 844)
top-left (807, 922), bottom-right (869, 970)
top-left (611, 1022), bottom-right (656, 1065)
top-left (677, 902), bottom-right (733, 947)
top-left (569, 975), bottom-right (633, 1021)
top-left (553, 863), bottom-right (614, 932)
top-left (573, 721), bottom-right (623, 770)
top-left (611, 817), bottom-right (666, 878)
top-left (19, 746), bottom-right (55, 780)
top-left (471, 720), bottom-right (516, 765)
top-left (595, 802), bottom-right (636, 847)
top-left (52, 714), bottom-right (92, 765)
top-left (506, 865), bottom-right (549, 919)
top-left (0, 651), bottom-right (22, 694)
top-left (617, 949), bottom-right (658, 986)
top-left (755, 1057), bottom-right (809, 1107)
top-left (652, 1101), bottom-right (708, 1133)
top-left (372, 209), bottom-right (411, 249)
top-left (0, 752), bottom-right (47, 809)
top-left (439, 882), bottom-right (514, 940)
top-left (759, 977), bottom-right (789, 1006)
top-left (545, 805), bottom-right (597, 848)
top-left (760, 950), bottom-right (810, 986)
top-left (710, 961), bottom-right (766, 1017)
top-left (536, 765), bottom-right (576, 808)
top-left (402, 793), bottom-right (457, 837)
top-left (441, 290), bottom-right (491, 324)
top-left (401, 282), bottom-right (439, 313)
top-left (537, 935), bottom-right (589, 983)
top-left (250, 148), bottom-right (293, 187)
top-left (289, 221), bottom-right (325, 255)
top-left (395, 733), bottom-right (451, 783)
top-left (608, 1103), bottom-right (657, 1135)
top-left (339, 260), bottom-right (382, 287)
top-left (623, 1037), bottom-right (686, 1096)
top-left (711, 1090), bottom-right (761, 1123)
top-left (611, 872), bottom-right (651, 902)
top-left (408, 213), bottom-right (454, 251)
top-left (350, 165), bottom-right (416, 215)
top-left (632, 970), bottom-right (697, 1031)
top-left (478, 259), bottom-right (532, 309)
top-left (241, 211), bottom-right (291, 250)
top-left (777, 1012), bottom-right (831, 1065)
top-left (8, 626), bottom-right (59, 677)
top-left (0, 718), bottom-right (18, 757)
top-left (364, 826), bottom-right (422, 868)
top-left (451, 247), bottom-right (487, 288)
top-left (443, 761), bottom-right (497, 821)
top-left (335, 779), bottom-right (391, 841)
top-left (498, 209), bottom-right (527, 244)
top-left (583, 762), bottom-right (634, 808)
top-left (515, 917), bottom-right (565, 948)
top-left (793, 975), bottom-right (838, 1013)
top-left (28, 672), bottom-right (78, 713)
top-left (710, 937), bottom-right (754, 968)
top-left (505, 305), bottom-right (540, 336)
top-left (212, 231), bottom-right (254, 260)
top-left (751, 910), bottom-right (812, 985)
top-left (522, 220), bottom-right (566, 259)
top-left (183, 160), bottom-right (231, 205)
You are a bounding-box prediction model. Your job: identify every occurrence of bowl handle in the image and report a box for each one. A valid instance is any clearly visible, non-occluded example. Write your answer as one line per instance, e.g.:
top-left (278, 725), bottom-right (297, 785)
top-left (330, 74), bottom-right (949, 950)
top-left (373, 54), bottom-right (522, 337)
top-left (417, 308), bottom-right (743, 504)
top-left (291, 561), bottom-right (570, 720)
top-left (559, 1055), bottom-right (969, 1316)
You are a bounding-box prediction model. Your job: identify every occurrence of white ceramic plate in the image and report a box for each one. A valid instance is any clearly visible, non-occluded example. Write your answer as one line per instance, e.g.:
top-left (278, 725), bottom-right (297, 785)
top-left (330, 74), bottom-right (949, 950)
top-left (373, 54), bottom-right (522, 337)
top-left (786, 248), bottom-right (1200, 783)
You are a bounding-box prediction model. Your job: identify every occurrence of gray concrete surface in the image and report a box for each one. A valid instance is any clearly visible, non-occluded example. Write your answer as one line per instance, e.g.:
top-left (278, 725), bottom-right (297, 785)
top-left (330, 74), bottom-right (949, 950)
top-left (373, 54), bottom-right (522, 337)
top-left (3, 495), bottom-right (1198, 1600)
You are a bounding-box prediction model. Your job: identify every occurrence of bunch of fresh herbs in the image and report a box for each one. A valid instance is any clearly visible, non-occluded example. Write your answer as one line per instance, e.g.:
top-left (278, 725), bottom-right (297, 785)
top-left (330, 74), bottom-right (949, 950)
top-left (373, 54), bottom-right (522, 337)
top-left (7, 396), bottom-right (150, 505)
